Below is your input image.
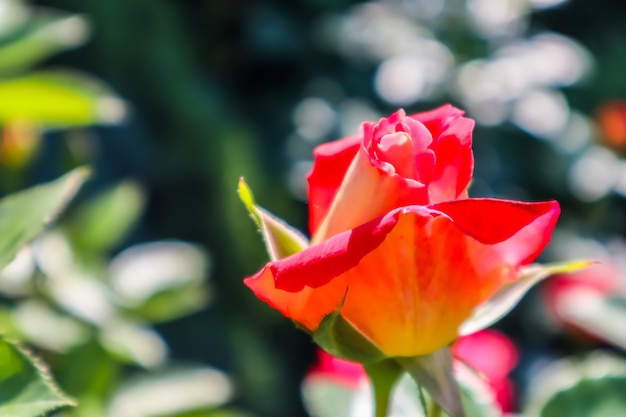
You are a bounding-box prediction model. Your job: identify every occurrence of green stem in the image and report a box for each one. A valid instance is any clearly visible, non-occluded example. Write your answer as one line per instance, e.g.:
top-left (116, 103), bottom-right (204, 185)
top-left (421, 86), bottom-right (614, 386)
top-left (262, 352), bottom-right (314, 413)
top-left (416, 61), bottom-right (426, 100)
top-left (364, 360), bottom-right (403, 417)
top-left (428, 400), bottom-right (443, 417)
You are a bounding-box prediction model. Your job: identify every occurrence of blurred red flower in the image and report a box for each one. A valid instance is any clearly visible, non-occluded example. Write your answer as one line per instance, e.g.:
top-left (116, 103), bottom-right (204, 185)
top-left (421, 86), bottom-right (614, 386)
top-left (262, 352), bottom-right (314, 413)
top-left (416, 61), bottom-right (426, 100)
top-left (596, 100), bottom-right (626, 152)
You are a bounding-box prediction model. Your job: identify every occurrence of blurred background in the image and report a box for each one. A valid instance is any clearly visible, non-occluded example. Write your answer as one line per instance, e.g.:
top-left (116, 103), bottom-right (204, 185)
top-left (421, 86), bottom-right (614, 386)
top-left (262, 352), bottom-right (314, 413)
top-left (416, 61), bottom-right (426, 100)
top-left (1, 0), bottom-right (626, 416)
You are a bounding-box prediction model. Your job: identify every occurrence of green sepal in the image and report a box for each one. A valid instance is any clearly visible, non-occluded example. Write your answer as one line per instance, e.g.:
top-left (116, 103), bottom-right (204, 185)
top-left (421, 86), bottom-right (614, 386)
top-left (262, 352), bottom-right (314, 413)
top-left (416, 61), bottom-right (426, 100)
top-left (313, 308), bottom-right (386, 364)
top-left (460, 260), bottom-right (595, 335)
top-left (238, 177), bottom-right (308, 261)
top-left (397, 347), bottom-right (466, 417)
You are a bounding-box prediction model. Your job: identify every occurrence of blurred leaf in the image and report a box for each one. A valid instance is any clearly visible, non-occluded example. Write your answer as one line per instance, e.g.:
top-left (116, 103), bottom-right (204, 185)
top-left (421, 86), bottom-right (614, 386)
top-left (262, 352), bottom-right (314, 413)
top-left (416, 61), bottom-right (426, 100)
top-left (11, 300), bottom-right (90, 352)
top-left (0, 0), bottom-right (28, 39)
top-left (56, 340), bottom-right (118, 400)
top-left (109, 241), bottom-right (209, 322)
top-left (459, 260), bottom-right (595, 335)
top-left (0, 167), bottom-right (89, 271)
top-left (557, 292), bottom-right (626, 351)
top-left (525, 352), bottom-right (626, 417)
top-left (99, 319), bottom-right (167, 368)
top-left (238, 177), bottom-right (308, 261)
top-left (0, 13), bottom-right (89, 75)
top-left (540, 376), bottom-right (626, 417)
top-left (106, 366), bottom-right (233, 417)
top-left (161, 410), bottom-right (251, 417)
top-left (302, 376), bottom-right (355, 417)
top-left (0, 72), bottom-right (125, 128)
top-left (65, 181), bottom-right (145, 252)
top-left (0, 338), bottom-right (75, 416)
top-left (130, 283), bottom-right (207, 323)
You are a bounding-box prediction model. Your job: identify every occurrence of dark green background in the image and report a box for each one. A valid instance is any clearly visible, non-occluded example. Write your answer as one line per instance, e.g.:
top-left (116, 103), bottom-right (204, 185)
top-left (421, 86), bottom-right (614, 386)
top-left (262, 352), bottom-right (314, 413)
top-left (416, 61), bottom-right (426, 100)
top-left (10, 1), bottom-right (626, 416)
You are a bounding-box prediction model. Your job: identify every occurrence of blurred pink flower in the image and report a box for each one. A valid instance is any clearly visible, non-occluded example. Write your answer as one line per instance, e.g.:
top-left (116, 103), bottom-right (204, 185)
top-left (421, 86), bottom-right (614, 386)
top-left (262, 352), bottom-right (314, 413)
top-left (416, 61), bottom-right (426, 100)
top-left (306, 329), bottom-right (519, 412)
top-left (452, 329), bottom-right (519, 412)
top-left (306, 348), bottom-right (364, 388)
top-left (542, 262), bottom-right (619, 332)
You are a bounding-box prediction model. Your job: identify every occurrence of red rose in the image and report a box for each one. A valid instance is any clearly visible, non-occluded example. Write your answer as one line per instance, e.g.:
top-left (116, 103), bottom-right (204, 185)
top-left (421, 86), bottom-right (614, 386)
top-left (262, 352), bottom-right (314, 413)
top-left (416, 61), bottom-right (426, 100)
top-left (308, 106), bottom-right (474, 243)
top-left (244, 105), bottom-right (559, 357)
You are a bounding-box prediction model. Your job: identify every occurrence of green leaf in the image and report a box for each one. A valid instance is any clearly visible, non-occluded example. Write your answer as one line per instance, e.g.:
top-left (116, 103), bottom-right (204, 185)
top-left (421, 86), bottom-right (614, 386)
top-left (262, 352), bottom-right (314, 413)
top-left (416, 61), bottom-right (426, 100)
top-left (0, 13), bottom-right (89, 75)
top-left (109, 241), bottom-right (210, 322)
top-left (526, 352), bottom-right (626, 417)
top-left (541, 377), bottom-right (626, 417)
top-left (0, 72), bottom-right (125, 128)
top-left (65, 181), bottom-right (145, 252)
top-left (106, 366), bottom-right (232, 417)
top-left (0, 167), bottom-right (89, 270)
top-left (0, 338), bottom-right (75, 416)
top-left (301, 376), bottom-right (355, 417)
top-left (238, 177), bottom-right (308, 260)
top-left (397, 347), bottom-right (466, 417)
top-left (459, 260), bottom-right (595, 336)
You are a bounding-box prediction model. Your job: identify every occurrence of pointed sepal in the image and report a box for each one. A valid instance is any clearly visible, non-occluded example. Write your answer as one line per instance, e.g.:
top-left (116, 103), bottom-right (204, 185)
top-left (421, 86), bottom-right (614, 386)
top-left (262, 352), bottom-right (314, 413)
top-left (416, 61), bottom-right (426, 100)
top-left (397, 347), bottom-right (466, 417)
top-left (238, 177), bottom-right (309, 260)
top-left (459, 260), bottom-right (596, 336)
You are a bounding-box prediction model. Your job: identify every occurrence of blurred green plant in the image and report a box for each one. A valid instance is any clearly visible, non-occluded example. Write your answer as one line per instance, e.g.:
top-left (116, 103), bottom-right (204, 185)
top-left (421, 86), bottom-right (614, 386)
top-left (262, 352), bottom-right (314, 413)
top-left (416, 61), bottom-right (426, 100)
top-left (0, 176), bottom-right (248, 417)
top-left (525, 352), bottom-right (626, 417)
top-left (0, 167), bottom-right (88, 417)
top-left (0, 2), bottom-right (248, 415)
top-left (0, 0), bottom-right (124, 172)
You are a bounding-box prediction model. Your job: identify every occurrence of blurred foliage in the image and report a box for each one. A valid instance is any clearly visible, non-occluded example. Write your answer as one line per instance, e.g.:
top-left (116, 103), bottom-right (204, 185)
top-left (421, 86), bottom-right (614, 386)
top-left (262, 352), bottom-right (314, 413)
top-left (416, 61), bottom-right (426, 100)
top-left (0, 0), bottom-right (625, 416)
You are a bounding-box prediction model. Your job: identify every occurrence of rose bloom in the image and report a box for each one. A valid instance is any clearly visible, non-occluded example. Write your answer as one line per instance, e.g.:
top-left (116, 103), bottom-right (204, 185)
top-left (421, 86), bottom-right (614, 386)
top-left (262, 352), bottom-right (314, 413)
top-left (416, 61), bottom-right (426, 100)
top-left (306, 329), bottom-right (519, 412)
top-left (245, 105), bottom-right (559, 357)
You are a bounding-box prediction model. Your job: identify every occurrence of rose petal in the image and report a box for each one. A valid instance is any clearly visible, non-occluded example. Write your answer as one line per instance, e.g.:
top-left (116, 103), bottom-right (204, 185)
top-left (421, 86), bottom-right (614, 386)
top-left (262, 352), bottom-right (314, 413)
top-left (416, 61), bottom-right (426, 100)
top-left (429, 119), bottom-right (474, 200)
top-left (311, 143), bottom-right (428, 243)
top-left (244, 213), bottom-right (397, 331)
top-left (308, 135), bottom-right (362, 236)
top-left (246, 201), bottom-right (558, 356)
top-left (410, 104), bottom-right (467, 138)
top-left (431, 199), bottom-right (560, 265)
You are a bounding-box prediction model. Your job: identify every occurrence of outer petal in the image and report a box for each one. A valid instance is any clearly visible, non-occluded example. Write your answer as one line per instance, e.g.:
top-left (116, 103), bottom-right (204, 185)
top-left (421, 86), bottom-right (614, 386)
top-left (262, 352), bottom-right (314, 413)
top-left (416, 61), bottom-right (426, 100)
top-left (244, 213), bottom-right (397, 331)
top-left (247, 199), bottom-right (558, 357)
top-left (430, 198), bottom-right (560, 265)
top-left (308, 135), bottom-right (361, 236)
